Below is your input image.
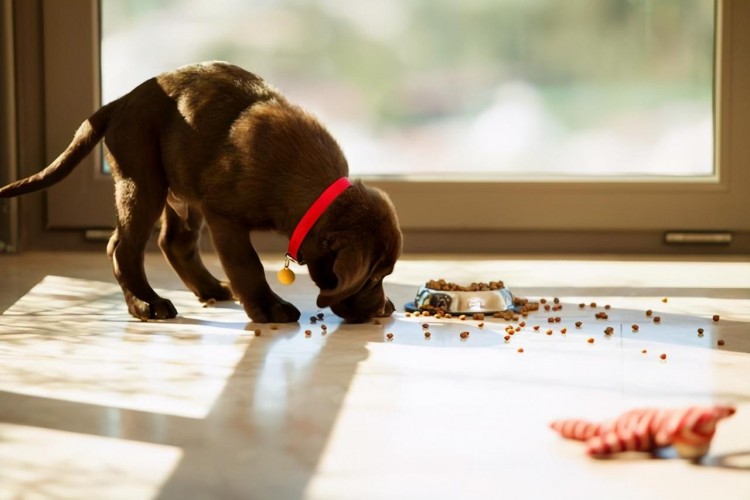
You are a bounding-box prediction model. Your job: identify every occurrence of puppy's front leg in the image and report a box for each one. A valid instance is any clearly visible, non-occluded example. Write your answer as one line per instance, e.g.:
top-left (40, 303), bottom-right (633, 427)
top-left (205, 214), bottom-right (300, 323)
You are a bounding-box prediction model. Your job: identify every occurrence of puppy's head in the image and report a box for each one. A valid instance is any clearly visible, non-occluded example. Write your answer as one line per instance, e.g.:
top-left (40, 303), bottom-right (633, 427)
top-left (303, 182), bottom-right (401, 323)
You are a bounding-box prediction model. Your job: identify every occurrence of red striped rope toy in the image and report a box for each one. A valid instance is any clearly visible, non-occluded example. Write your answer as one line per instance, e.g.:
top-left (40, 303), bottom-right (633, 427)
top-left (550, 405), bottom-right (736, 458)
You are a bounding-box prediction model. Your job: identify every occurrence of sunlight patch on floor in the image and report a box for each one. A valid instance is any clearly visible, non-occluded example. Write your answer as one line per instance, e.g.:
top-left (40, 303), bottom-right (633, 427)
top-left (0, 423), bottom-right (182, 500)
top-left (0, 276), bottom-right (251, 419)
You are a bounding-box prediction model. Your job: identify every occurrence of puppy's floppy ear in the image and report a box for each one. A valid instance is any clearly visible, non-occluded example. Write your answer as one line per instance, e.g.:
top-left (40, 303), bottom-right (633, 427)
top-left (316, 232), bottom-right (375, 308)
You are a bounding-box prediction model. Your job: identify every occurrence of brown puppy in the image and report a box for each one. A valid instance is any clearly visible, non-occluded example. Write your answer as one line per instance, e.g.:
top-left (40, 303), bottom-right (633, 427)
top-left (0, 62), bottom-right (402, 323)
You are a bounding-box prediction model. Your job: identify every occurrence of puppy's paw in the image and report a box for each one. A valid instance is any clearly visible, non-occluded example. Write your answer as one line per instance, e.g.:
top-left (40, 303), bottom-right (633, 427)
top-left (246, 299), bottom-right (300, 323)
top-left (127, 296), bottom-right (178, 321)
top-left (269, 300), bottom-right (301, 323)
top-left (149, 298), bottom-right (178, 319)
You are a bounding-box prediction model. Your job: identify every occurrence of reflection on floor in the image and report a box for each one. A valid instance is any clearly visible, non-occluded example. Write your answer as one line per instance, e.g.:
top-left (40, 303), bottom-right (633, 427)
top-left (0, 252), bottom-right (749, 499)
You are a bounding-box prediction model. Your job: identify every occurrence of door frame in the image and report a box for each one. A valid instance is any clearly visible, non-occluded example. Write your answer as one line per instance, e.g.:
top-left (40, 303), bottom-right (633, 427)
top-left (43, 0), bottom-right (112, 229)
top-left (0, 0), bottom-right (17, 252)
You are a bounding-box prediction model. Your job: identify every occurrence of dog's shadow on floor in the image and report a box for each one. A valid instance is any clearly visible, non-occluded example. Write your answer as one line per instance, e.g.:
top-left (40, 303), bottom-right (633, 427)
top-left (153, 317), bottom-right (373, 498)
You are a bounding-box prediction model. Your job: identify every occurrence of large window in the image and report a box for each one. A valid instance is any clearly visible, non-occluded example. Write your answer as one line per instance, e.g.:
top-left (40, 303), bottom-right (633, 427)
top-left (11, 0), bottom-right (750, 252)
top-left (102, 1), bottom-right (714, 179)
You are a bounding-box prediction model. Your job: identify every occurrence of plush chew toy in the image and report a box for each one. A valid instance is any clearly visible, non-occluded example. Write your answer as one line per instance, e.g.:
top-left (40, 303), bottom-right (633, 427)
top-left (550, 405), bottom-right (736, 458)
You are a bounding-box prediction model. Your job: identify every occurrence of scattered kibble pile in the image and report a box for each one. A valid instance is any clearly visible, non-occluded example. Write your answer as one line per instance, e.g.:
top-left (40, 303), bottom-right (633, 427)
top-left (295, 287), bottom-right (728, 362)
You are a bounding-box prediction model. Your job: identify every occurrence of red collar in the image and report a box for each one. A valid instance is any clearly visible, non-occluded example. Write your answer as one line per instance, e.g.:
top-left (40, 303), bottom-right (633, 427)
top-left (286, 177), bottom-right (351, 264)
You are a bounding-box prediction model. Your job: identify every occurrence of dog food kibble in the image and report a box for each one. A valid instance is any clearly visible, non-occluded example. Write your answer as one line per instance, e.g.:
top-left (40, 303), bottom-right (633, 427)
top-left (310, 316), bottom-right (318, 324)
top-left (718, 339), bottom-right (725, 346)
top-left (516, 298), bottom-right (539, 312)
top-left (317, 313), bottom-right (325, 320)
top-left (553, 297), bottom-right (560, 304)
top-left (270, 325), bottom-right (279, 330)
top-left (604, 304), bottom-right (611, 310)
top-left (653, 316), bottom-right (661, 323)
top-left (587, 337), bottom-right (595, 344)
top-left (546, 329), bottom-right (553, 335)
top-left (533, 325), bottom-right (540, 331)
top-left (575, 321), bottom-right (583, 328)
top-left (713, 315), bottom-right (720, 322)
top-left (254, 329), bottom-right (261, 337)
top-left (660, 353), bottom-right (667, 361)
top-left (641, 349), bottom-right (647, 354)
top-left (373, 319), bottom-right (381, 325)
top-left (579, 303), bottom-right (586, 309)
top-left (646, 309), bottom-right (653, 317)
top-left (555, 317), bottom-right (562, 323)
top-left (459, 314), bottom-right (467, 321)
top-left (320, 324), bottom-right (327, 331)
top-left (544, 304), bottom-right (551, 312)
top-left (697, 328), bottom-right (704, 336)
top-left (504, 335), bottom-right (511, 342)
top-left (560, 328), bottom-right (567, 334)
top-left (478, 322), bottom-right (484, 328)
top-left (604, 327), bottom-right (614, 336)
top-left (386, 333), bottom-right (394, 340)
top-left (304, 329), bottom-right (312, 336)
top-left (662, 297), bottom-right (669, 303)
top-left (425, 279), bottom-right (505, 292)
top-left (424, 331), bottom-right (431, 339)
top-left (460, 331), bottom-right (470, 340)
top-left (547, 317), bottom-right (555, 323)
top-left (519, 321), bottom-right (526, 327)
top-left (540, 298), bottom-right (548, 304)
top-left (595, 312), bottom-right (609, 320)
top-left (517, 347), bottom-right (524, 353)
top-left (590, 302), bottom-right (597, 308)
top-left (473, 313), bottom-right (485, 321)
top-left (632, 324), bottom-right (639, 332)
top-left (421, 323), bottom-right (429, 329)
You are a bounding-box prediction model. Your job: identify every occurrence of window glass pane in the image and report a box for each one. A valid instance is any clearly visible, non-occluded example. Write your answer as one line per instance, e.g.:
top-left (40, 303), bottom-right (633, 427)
top-left (101, 0), bottom-right (714, 179)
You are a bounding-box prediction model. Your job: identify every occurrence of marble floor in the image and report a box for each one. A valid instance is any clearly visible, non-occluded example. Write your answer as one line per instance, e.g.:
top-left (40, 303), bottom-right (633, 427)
top-left (0, 251), bottom-right (749, 499)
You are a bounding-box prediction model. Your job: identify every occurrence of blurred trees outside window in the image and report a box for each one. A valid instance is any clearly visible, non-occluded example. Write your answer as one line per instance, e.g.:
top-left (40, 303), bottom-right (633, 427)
top-left (102, 0), bottom-right (714, 178)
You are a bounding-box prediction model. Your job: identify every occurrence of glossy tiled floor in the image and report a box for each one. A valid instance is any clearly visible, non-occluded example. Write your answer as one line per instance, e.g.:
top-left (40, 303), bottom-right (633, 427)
top-left (1, 252), bottom-right (749, 499)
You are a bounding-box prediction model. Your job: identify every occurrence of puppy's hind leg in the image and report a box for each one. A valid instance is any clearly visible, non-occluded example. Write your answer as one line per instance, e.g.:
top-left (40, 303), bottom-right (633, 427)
top-left (109, 177), bottom-right (177, 320)
top-left (158, 203), bottom-right (234, 303)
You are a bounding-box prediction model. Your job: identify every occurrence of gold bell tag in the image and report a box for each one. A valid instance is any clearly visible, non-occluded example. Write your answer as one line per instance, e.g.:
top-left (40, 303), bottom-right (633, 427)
top-left (277, 259), bottom-right (296, 285)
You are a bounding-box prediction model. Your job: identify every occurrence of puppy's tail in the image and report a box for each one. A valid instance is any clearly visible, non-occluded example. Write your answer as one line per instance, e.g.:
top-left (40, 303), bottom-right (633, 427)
top-left (0, 101), bottom-right (117, 198)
